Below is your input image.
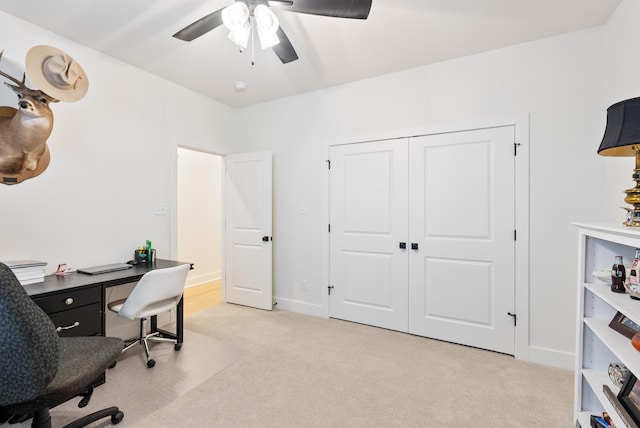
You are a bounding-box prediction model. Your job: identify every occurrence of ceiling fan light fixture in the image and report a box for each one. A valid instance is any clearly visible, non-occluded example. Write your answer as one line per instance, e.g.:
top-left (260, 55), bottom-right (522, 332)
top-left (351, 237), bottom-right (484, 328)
top-left (222, 2), bottom-right (249, 31)
top-left (257, 30), bottom-right (280, 50)
top-left (254, 4), bottom-right (281, 49)
top-left (227, 23), bottom-right (251, 49)
top-left (222, 2), bottom-right (251, 48)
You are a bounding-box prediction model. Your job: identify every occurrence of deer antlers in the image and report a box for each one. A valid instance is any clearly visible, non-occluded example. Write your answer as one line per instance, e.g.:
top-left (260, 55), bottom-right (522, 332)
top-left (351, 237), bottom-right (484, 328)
top-left (0, 50), bottom-right (28, 90)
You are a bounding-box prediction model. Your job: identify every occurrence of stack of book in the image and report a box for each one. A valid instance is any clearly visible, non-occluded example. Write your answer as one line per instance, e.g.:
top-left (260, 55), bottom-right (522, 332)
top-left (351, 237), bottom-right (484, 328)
top-left (4, 260), bottom-right (48, 285)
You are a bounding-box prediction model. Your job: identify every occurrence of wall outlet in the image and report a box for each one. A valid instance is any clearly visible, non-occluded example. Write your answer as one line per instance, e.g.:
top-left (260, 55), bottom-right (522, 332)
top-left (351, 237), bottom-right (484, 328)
top-left (299, 279), bottom-right (307, 290)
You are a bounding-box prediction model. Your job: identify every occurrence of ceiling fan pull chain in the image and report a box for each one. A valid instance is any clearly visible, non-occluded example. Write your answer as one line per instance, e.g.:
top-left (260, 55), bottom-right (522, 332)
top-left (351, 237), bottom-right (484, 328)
top-left (251, 16), bottom-right (255, 66)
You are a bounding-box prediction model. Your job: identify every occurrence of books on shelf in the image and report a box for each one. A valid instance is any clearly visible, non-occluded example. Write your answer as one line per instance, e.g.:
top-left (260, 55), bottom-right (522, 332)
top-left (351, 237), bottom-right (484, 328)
top-left (3, 260), bottom-right (47, 285)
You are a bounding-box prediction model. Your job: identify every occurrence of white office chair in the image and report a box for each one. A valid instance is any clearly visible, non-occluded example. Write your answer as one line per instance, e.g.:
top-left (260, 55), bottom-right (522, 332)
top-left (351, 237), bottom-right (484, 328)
top-left (107, 264), bottom-right (190, 368)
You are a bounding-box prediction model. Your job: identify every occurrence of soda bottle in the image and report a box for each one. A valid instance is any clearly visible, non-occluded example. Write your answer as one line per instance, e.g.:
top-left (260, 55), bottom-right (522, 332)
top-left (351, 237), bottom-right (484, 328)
top-left (629, 250), bottom-right (640, 299)
top-left (611, 255), bottom-right (626, 293)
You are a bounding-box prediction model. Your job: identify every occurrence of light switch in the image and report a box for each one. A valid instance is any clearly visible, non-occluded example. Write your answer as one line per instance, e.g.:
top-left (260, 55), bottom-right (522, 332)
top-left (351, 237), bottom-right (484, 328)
top-left (154, 203), bottom-right (167, 216)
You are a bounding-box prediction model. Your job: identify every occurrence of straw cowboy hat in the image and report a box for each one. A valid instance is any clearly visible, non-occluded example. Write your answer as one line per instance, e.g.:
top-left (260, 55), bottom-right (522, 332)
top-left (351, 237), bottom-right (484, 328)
top-left (25, 45), bottom-right (88, 102)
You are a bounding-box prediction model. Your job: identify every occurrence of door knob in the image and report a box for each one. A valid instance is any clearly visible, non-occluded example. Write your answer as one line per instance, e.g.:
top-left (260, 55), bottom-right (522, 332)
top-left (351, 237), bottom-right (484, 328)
top-left (262, 236), bottom-right (271, 242)
top-left (399, 242), bottom-right (406, 249)
top-left (411, 243), bottom-right (419, 250)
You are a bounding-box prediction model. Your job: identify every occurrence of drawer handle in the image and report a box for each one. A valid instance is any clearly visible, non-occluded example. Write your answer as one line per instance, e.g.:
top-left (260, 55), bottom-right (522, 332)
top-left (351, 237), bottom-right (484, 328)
top-left (64, 297), bottom-right (74, 306)
top-left (56, 321), bottom-right (80, 332)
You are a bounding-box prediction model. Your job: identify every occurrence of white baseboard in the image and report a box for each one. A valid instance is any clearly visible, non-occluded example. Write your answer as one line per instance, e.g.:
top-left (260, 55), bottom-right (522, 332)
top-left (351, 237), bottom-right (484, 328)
top-left (186, 270), bottom-right (221, 288)
top-left (526, 345), bottom-right (574, 370)
top-left (274, 297), bottom-right (324, 317)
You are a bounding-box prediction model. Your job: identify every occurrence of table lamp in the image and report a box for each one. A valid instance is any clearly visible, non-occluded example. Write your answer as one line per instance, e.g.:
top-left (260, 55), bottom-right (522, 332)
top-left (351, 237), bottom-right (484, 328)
top-left (598, 97), bottom-right (640, 226)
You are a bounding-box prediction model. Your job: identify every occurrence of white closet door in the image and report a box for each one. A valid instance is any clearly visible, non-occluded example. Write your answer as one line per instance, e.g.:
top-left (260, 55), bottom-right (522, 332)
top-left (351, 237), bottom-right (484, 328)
top-left (408, 126), bottom-right (515, 354)
top-left (329, 140), bottom-right (409, 331)
top-left (224, 151), bottom-right (273, 310)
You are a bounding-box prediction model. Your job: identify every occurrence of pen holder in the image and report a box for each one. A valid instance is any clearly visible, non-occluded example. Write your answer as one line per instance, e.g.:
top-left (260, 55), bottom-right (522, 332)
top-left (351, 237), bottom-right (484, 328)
top-left (134, 249), bottom-right (155, 264)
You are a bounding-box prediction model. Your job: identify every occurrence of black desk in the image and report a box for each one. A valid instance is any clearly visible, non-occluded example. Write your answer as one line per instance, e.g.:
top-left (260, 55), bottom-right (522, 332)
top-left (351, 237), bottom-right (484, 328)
top-left (24, 259), bottom-right (192, 344)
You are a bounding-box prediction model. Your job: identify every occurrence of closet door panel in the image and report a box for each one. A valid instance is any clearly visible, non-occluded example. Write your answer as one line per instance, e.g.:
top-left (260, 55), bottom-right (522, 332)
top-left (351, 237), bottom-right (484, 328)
top-left (329, 139), bottom-right (409, 332)
top-left (408, 126), bottom-right (516, 355)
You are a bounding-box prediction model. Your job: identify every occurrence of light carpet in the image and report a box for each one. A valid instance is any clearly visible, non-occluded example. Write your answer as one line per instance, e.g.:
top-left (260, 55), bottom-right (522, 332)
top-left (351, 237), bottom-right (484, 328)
top-left (12, 327), bottom-right (246, 428)
top-left (13, 303), bottom-right (574, 427)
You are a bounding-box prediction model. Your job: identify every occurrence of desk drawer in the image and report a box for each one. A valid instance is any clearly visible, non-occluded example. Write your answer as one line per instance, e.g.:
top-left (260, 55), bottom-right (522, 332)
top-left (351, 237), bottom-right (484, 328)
top-left (48, 303), bottom-right (102, 337)
top-left (33, 286), bottom-right (101, 314)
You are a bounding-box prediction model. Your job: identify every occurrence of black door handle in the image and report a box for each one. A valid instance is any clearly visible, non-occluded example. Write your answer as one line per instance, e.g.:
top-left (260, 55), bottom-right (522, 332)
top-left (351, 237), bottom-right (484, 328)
top-left (399, 242), bottom-right (406, 249)
top-left (411, 243), bottom-right (418, 250)
top-left (262, 236), bottom-right (270, 242)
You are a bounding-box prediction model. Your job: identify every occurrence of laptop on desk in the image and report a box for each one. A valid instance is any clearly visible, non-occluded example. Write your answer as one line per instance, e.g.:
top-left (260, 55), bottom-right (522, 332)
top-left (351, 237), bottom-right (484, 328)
top-left (77, 263), bottom-right (133, 275)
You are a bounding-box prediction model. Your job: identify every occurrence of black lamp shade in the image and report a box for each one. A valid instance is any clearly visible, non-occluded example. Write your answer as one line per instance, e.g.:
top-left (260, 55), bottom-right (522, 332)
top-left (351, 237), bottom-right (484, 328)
top-left (598, 97), bottom-right (640, 156)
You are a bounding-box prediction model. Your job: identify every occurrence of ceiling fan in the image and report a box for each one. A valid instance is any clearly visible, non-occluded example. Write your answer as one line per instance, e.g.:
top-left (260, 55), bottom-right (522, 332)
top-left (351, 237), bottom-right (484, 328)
top-left (172, 0), bottom-right (373, 64)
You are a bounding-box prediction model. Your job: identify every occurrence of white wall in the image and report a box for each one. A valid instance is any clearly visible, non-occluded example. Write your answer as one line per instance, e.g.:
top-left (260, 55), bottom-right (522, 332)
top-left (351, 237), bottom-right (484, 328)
top-left (233, 27), bottom-right (609, 368)
top-left (602, 0), bottom-right (640, 221)
top-left (177, 148), bottom-right (222, 286)
top-left (0, 12), bottom-right (233, 274)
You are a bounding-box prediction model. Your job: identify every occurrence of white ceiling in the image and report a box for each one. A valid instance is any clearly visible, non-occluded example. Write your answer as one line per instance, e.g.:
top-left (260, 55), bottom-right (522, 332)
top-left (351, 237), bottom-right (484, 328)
top-left (0, 0), bottom-right (621, 108)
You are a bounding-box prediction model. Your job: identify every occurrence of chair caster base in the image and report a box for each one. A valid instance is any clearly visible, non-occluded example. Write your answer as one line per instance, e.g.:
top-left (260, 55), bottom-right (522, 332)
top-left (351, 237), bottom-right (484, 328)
top-left (62, 406), bottom-right (123, 428)
top-left (111, 410), bottom-right (124, 424)
top-left (146, 359), bottom-right (155, 368)
top-left (174, 343), bottom-right (182, 351)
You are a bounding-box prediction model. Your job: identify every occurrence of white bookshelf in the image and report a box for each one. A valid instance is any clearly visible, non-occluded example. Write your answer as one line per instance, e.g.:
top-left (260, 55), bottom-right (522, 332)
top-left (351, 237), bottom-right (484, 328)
top-left (574, 223), bottom-right (640, 428)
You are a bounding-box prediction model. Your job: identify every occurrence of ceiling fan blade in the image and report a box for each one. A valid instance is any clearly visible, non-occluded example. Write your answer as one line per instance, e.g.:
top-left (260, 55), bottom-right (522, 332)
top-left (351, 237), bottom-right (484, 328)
top-left (268, 1), bottom-right (294, 5)
top-left (173, 8), bottom-right (225, 41)
top-left (280, 0), bottom-right (372, 19)
top-left (272, 27), bottom-right (299, 64)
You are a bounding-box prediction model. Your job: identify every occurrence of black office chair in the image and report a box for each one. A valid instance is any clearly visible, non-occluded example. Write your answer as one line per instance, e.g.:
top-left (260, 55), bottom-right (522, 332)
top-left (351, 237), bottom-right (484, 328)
top-left (0, 262), bottom-right (125, 427)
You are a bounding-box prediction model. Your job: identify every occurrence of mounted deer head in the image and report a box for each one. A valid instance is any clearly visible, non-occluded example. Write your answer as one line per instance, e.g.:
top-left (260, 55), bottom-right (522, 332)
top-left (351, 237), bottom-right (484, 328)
top-left (0, 50), bottom-right (57, 183)
top-left (0, 46), bottom-right (88, 185)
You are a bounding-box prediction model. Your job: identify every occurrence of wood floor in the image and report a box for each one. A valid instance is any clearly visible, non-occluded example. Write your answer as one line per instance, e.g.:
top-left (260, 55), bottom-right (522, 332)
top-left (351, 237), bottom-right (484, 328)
top-left (183, 279), bottom-right (222, 317)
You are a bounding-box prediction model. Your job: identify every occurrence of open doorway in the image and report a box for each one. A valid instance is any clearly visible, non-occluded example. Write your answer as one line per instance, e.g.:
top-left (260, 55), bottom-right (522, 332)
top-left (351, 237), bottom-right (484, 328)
top-left (177, 147), bottom-right (223, 316)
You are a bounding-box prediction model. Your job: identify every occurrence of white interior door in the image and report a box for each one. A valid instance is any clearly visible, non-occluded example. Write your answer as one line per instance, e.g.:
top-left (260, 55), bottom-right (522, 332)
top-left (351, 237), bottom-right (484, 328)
top-left (408, 126), bottom-right (515, 354)
top-left (328, 140), bottom-right (409, 331)
top-left (224, 151), bottom-right (273, 310)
